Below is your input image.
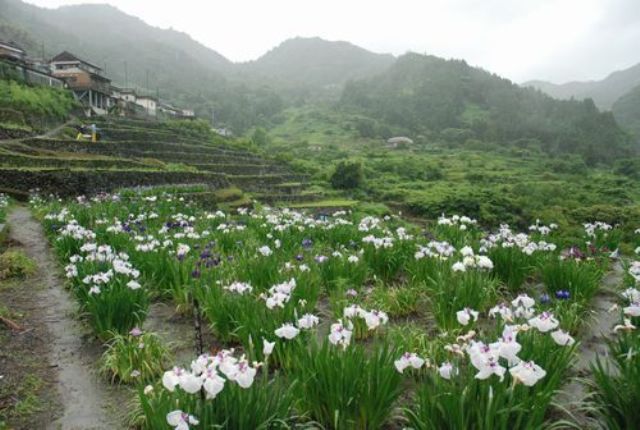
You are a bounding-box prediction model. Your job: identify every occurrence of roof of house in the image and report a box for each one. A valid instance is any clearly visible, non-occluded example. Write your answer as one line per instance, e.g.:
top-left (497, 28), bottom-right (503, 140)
top-left (50, 51), bottom-right (102, 71)
top-left (387, 136), bottom-right (414, 144)
top-left (0, 40), bottom-right (25, 54)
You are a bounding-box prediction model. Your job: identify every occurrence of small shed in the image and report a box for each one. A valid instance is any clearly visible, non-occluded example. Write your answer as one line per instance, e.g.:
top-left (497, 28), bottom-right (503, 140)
top-left (386, 136), bottom-right (414, 148)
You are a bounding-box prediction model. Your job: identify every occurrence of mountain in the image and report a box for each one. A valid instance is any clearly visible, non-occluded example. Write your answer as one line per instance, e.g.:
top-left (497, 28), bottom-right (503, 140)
top-left (341, 53), bottom-right (633, 164)
top-left (612, 84), bottom-right (640, 140)
top-left (241, 37), bottom-right (395, 98)
top-left (0, 0), bottom-right (398, 128)
top-left (523, 62), bottom-right (640, 110)
top-left (0, 0), bottom-right (280, 132)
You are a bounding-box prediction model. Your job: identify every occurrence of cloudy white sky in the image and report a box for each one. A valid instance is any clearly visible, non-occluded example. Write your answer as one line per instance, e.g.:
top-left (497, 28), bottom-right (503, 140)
top-left (24, 0), bottom-right (640, 83)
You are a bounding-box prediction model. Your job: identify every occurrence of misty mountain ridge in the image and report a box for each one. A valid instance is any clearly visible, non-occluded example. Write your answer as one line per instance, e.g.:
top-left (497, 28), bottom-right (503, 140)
top-left (524, 62), bottom-right (640, 110)
top-left (240, 37), bottom-right (395, 93)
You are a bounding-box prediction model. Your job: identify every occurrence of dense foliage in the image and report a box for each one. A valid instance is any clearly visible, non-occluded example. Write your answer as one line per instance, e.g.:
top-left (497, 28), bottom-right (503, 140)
top-left (0, 79), bottom-right (75, 124)
top-left (330, 160), bottom-right (363, 189)
top-left (612, 84), bottom-right (640, 141)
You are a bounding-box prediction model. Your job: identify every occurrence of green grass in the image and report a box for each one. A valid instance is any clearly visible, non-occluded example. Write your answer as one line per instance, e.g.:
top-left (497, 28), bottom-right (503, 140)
top-left (286, 198), bottom-right (358, 208)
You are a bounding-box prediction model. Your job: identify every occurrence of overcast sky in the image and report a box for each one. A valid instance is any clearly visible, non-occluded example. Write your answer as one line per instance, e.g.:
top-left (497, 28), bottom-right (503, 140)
top-left (24, 0), bottom-right (640, 83)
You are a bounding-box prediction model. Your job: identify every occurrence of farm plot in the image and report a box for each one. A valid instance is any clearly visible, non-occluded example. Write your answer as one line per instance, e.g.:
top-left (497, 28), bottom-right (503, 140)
top-left (26, 190), bottom-right (640, 429)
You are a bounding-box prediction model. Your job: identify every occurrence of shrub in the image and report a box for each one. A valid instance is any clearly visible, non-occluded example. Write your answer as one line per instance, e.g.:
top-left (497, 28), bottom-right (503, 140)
top-left (100, 330), bottom-right (170, 384)
top-left (330, 161), bottom-right (363, 189)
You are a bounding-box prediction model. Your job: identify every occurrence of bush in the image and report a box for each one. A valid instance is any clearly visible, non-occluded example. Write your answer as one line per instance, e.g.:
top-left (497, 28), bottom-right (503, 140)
top-left (0, 79), bottom-right (75, 124)
top-left (100, 331), bottom-right (170, 384)
top-left (614, 158), bottom-right (640, 179)
top-left (330, 161), bottom-right (363, 189)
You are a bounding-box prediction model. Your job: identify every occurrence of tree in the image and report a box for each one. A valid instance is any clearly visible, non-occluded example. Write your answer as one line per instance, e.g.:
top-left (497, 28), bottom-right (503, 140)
top-left (250, 127), bottom-right (271, 146)
top-left (330, 161), bottom-right (363, 189)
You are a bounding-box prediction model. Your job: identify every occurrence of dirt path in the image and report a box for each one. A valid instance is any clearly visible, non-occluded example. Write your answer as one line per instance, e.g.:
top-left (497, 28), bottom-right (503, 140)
top-left (6, 206), bottom-right (118, 429)
top-left (556, 261), bottom-right (623, 428)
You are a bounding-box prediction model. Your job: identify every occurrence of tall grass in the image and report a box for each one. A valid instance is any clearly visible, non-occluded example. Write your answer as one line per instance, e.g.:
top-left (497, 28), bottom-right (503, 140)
top-left (291, 340), bottom-right (403, 429)
top-left (589, 332), bottom-right (640, 430)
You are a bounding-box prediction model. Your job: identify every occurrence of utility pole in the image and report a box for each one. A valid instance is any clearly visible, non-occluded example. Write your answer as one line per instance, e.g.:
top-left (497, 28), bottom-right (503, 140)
top-left (124, 61), bottom-right (128, 88)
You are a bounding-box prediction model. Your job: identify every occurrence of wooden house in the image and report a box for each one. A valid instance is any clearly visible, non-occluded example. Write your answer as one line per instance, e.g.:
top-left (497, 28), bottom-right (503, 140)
top-left (49, 51), bottom-right (113, 115)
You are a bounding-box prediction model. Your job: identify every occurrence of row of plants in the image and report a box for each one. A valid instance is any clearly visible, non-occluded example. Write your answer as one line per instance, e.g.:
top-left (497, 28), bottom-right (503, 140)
top-left (0, 168), bottom-right (229, 196)
top-left (0, 152), bottom-right (154, 170)
top-left (20, 139), bottom-right (258, 164)
top-left (31, 190), bottom-right (635, 428)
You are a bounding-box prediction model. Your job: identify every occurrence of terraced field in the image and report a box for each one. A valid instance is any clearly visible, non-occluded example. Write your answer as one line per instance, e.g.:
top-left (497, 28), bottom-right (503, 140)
top-left (0, 118), bottom-right (341, 209)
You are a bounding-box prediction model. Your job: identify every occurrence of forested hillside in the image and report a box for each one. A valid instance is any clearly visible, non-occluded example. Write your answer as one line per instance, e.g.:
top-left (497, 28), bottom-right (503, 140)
top-left (612, 84), bottom-right (640, 141)
top-left (340, 53), bottom-right (633, 164)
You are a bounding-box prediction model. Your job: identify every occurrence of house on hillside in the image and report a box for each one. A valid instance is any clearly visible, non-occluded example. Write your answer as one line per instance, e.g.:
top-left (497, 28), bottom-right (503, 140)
top-left (386, 136), bottom-right (414, 149)
top-left (49, 51), bottom-right (113, 116)
top-left (109, 86), bottom-right (143, 117)
top-left (117, 88), bottom-right (137, 103)
top-left (135, 95), bottom-right (157, 117)
top-left (158, 102), bottom-right (181, 117)
top-left (0, 40), bottom-right (65, 88)
top-left (0, 40), bottom-right (26, 63)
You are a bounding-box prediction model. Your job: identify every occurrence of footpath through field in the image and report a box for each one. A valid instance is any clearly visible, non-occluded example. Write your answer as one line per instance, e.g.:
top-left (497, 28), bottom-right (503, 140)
top-left (6, 206), bottom-right (118, 429)
top-left (556, 262), bottom-right (623, 427)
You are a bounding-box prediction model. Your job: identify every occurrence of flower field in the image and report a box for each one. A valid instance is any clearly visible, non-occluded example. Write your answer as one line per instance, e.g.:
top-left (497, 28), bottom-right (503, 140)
top-left (30, 189), bottom-right (640, 429)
